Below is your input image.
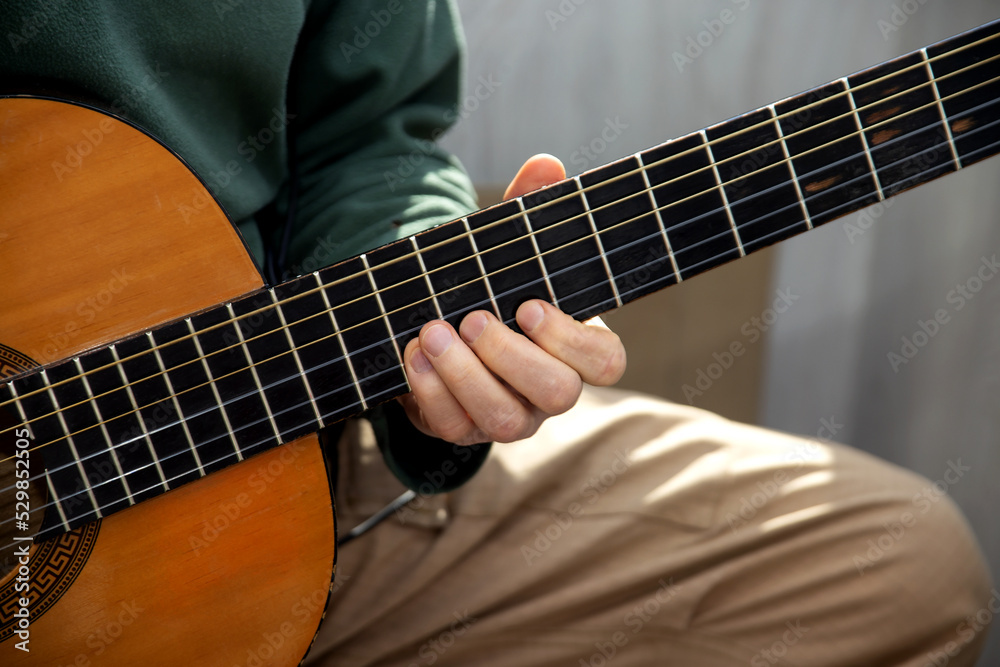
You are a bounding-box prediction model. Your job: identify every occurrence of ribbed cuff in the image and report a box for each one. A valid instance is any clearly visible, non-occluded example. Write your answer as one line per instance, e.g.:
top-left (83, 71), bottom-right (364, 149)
top-left (366, 400), bottom-right (492, 495)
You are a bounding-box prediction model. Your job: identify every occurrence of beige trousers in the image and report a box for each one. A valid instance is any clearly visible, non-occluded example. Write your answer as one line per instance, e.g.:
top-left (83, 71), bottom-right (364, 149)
top-left (305, 387), bottom-right (993, 666)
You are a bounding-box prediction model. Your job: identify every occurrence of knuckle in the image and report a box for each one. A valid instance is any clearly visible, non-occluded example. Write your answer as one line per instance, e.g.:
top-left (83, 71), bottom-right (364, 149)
top-left (536, 371), bottom-right (582, 415)
top-left (457, 428), bottom-right (491, 447)
top-left (438, 422), bottom-right (475, 445)
top-left (593, 344), bottom-right (627, 385)
top-left (443, 361), bottom-right (477, 390)
top-left (482, 326), bottom-right (514, 359)
top-left (484, 406), bottom-right (531, 443)
top-left (428, 412), bottom-right (475, 444)
top-left (565, 325), bottom-right (589, 354)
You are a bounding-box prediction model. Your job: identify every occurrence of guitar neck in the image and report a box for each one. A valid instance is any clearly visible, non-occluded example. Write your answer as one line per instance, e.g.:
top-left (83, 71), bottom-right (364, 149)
top-left (7, 19), bottom-right (999, 542)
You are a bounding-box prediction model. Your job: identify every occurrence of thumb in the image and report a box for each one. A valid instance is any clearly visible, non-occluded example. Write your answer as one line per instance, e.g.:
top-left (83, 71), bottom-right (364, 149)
top-left (503, 153), bottom-right (567, 200)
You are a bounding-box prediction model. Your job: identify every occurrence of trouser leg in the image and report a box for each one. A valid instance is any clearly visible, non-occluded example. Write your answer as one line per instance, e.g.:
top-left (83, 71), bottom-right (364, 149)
top-left (307, 387), bottom-right (993, 667)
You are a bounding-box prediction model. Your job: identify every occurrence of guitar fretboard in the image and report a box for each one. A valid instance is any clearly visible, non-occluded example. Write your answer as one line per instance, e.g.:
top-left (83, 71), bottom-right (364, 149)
top-left (3, 19), bottom-right (999, 542)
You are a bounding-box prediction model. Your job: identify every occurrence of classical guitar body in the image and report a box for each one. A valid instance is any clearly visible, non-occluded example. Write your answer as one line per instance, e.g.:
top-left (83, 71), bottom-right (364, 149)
top-left (0, 98), bottom-right (336, 666)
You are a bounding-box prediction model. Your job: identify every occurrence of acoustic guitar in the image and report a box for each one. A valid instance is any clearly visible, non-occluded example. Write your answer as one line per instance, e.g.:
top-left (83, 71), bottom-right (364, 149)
top-left (1, 18), bottom-right (998, 666)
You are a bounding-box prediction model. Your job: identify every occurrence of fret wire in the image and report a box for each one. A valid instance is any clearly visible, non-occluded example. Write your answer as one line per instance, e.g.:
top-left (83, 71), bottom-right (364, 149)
top-left (770, 104), bottom-right (814, 231)
top-left (464, 217), bottom-right (502, 319)
top-left (575, 175), bottom-right (622, 307)
top-left (923, 47), bottom-right (963, 170)
top-left (186, 318), bottom-right (243, 462)
top-left (7, 381), bottom-right (32, 439)
top-left (40, 368), bottom-right (102, 518)
top-left (517, 198), bottom-right (560, 308)
top-left (637, 157), bottom-right (683, 283)
top-left (148, 331), bottom-right (205, 477)
top-left (43, 475), bottom-right (70, 534)
top-left (112, 344), bottom-right (170, 490)
top-left (6, 97), bottom-right (1000, 478)
top-left (360, 253), bottom-right (404, 374)
top-left (843, 76), bottom-right (887, 200)
top-left (702, 129), bottom-right (746, 257)
top-left (2, 50), bottom-right (999, 465)
top-left (226, 303), bottom-right (282, 439)
top-left (10, 380), bottom-right (71, 532)
top-left (613, 206), bottom-right (823, 305)
top-left (2, 42), bottom-right (998, 425)
top-left (270, 294), bottom-right (323, 424)
top-left (412, 237), bottom-right (444, 319)
top-left (7, 128), bottom-right (1000, 522)
top-left (315, 271), bottom-right (368, 411)
top-left (74, 357), bottom-right (135, 506)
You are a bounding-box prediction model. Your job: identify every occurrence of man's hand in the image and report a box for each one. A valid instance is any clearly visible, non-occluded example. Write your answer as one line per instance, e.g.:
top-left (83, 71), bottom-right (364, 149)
top-left (398, 154), bottom-right (627, 445)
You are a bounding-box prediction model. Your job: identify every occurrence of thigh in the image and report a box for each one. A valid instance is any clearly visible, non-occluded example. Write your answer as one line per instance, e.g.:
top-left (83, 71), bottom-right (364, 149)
top-left (306, 387), bottom-right (991, 667)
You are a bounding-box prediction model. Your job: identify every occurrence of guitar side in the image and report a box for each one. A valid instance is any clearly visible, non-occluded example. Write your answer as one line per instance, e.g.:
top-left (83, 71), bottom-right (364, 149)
top-left (0, 97), bottom-right (336, 666)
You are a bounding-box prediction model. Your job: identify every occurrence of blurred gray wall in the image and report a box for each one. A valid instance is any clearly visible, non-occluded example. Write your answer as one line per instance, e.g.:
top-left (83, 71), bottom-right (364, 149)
top-left (442, 1), bottom-right (1000, 663)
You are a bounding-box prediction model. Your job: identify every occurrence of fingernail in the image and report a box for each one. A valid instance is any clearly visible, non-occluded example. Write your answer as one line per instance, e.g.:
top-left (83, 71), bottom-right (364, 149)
top-left (518, 301), bottom-right (545, 333)
top-left (423, 323), bottom-right (452, 358)
top-left (410, 348), bottom-right (433, 374)
top-left (460, 311), bottom-right (489, 344)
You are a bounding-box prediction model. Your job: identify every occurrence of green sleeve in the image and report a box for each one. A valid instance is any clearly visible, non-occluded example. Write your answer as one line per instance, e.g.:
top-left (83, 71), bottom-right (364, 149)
top-left (276, 0), bottom-right (480, 270)
top-left (287, 0), bottom-right (492, 492)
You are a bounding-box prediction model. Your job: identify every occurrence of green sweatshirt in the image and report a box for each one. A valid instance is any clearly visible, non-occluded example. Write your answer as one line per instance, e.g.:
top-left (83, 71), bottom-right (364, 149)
top-left (0, 0), bottom-right (489, 493)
